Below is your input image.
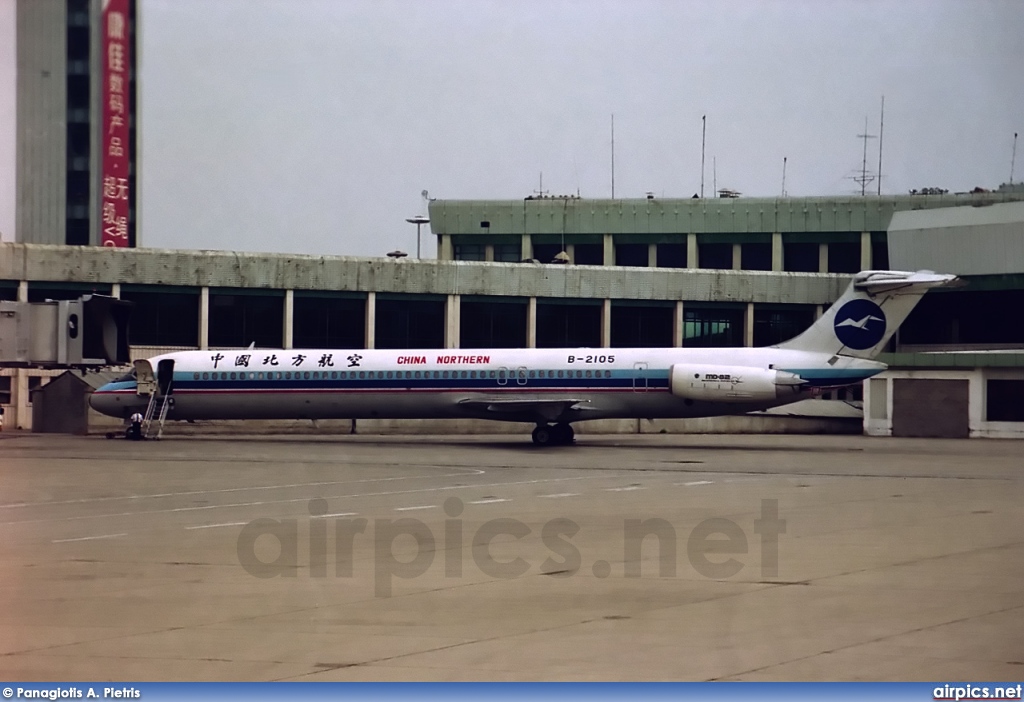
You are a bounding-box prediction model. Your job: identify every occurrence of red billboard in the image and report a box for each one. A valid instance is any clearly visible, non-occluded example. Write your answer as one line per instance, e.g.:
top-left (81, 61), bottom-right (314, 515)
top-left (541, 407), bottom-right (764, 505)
top-left (101, 0), bottom-right (130, 247)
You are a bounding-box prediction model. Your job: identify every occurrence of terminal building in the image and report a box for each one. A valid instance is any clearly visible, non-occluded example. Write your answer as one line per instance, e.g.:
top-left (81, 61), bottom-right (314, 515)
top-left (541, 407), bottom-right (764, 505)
top-left (2, 191), bottom-right (1023, 438)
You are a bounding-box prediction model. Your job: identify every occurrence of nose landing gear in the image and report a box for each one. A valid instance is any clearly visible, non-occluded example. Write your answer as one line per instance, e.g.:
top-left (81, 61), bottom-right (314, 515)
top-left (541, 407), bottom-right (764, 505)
top-left (531, 423), bottom-right (575, 446)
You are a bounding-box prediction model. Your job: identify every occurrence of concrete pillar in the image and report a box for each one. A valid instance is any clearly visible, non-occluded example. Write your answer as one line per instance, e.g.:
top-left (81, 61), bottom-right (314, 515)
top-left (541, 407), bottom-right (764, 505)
top-left (673, 301), bottom-right (684, 347)
top-left (818, 243), bottom-right (829, 273)
top-left (364, 292), bottom-right (376, 349)
top-left (484, 245), bottom-right (494, 262)
top-left (110, 283), bottom-right (121, 299)
top-left (17, 281), bottom-right (28, 302)
top-left (199, 287), bottom-right (209, 350)
top-left (744, 302), bottom-right (755, 347)
top-left (11, 371), bottom-right (29, 430)
top-left (439, 235), bottom-right (453, 260)
top-left (445, 294), bottom-right (460, 349)
top-left (815, 304), bottom-right (824, 320)
top-left (603, 234), bottom-right (614, 265)
top-left (601, 299), bottom-right (612, 348)
top-left (732, 243), bottom-right (742, 270)
top-left (283, 289), bottom-right (294, 349)
top-left (565, 244), bottom-right (575, 263)
top-left (648, 244), bottom-right (658, 268)
top-left (527, 297), bottom-right (537, 348)
top-left (521, 234), bottom-right (533, 261)
top-left (771, 233), bottom-right (783, 271)
top-left (686, 234), bottom-right (698, 268)
top-left (860, 231), bottom-right (872, 270)
top-left (968, 369), bottom-right (984, 433)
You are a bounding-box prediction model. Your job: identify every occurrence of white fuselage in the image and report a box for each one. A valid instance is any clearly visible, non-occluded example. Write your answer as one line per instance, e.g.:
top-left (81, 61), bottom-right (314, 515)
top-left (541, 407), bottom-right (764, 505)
top-left (90, 345), bottom-right (884, 424)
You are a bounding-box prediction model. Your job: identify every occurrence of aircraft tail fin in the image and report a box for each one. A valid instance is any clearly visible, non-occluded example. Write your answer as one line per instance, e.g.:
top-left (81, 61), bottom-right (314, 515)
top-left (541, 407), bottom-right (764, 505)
top-left (775, 270), bottom-right (960, 359)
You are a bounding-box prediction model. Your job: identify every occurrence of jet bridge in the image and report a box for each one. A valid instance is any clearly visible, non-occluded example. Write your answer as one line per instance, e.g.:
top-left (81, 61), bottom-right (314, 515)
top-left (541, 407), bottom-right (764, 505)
top-left (0, 296), bottom-right (132, 368)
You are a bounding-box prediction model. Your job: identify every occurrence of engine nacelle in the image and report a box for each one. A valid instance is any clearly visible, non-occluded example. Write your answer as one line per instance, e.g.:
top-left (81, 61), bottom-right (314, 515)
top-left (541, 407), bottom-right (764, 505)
top-left (669, 363), bottom-right (804, 403)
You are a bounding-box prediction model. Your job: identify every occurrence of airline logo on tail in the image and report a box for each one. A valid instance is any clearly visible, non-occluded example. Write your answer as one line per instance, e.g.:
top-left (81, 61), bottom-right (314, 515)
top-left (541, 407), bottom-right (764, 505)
top-left (833, 299), bottom-right (887, 349)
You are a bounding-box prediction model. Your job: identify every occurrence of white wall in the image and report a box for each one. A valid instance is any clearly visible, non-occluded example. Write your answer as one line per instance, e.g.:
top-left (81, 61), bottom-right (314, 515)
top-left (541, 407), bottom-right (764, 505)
top-left (865, 368), bottom-right (1024, 439)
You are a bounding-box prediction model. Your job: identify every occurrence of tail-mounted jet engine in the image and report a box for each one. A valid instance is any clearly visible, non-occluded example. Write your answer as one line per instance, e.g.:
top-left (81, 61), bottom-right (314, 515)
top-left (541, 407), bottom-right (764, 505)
top-left (669, 363), bottom-right (806, 403)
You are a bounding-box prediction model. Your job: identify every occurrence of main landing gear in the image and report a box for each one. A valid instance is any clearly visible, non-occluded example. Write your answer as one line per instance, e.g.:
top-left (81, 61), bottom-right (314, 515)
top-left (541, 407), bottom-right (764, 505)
top-left (531, 423), bottom-right (575, 446)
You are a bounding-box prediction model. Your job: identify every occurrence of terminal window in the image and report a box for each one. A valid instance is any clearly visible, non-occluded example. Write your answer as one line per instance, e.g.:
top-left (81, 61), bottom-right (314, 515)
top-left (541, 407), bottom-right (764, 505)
top-left (827, 242), bottom-right (861, 273)
top-left (454, 244), bottom-right (485, 261)
top-left (532, 244), bottom-right (566, 264)
top-left (741, 242), bottom-right (772, 271)
top-left (656, 243), bottom-right (687, 268)
top-left (493, 244), bottom-right (521, 262)
top-left (684, 307), bottom-right (744, 347)
top-left (986, 380), bottom-right (1024, 422)
top-left (753, 306), bottom-right (815, 346)
top-left (614, 243), bottom-right (648, 267)
top-left (783, 243), bottom-right (819, 272)
top-left (698, 243), bottom-right (732, 270)
top-left (573, 244), bottom-right (603, 265)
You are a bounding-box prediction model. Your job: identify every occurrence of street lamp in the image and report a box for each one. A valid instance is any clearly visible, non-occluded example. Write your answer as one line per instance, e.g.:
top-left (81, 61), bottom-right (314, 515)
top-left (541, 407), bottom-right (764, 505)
top-left (405, 214), bottom-right (429, 259)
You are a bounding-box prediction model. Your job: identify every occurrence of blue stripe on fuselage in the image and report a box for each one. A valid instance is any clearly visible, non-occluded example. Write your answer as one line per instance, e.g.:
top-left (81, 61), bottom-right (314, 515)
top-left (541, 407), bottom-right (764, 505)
top-left (167, 368), bottom-right (670, 392)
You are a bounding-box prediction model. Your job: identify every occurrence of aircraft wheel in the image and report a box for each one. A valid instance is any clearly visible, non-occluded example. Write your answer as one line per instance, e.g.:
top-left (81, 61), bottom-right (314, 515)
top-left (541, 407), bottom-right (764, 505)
top-left (532, 425), bottom-right (555, 446)
top-left (553, 423), bottom-right (575, 445)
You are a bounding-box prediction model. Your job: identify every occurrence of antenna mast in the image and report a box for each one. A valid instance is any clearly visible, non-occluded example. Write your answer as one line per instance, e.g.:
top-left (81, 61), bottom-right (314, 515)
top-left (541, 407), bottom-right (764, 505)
top-left (713, 157), bottom-right (717, 196)
top-left (1011, 132), bottom-right (1019, 185)
top-left (611, 114), bottom-right (615, 199)
top-left (781, 156), bottom-right (787, 197)
top-left (534, 172), bottom-right (548, 198)
top-left (854, 117), bottom-right (877, 196)
top-left (700, 115), bottom-right (706, 198)
top-left (876, 97), bottom-right (885, 195)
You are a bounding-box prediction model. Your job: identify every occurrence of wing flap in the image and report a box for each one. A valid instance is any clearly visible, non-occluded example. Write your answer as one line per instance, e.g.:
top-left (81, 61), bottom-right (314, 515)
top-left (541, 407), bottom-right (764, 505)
top-left (457, 397), bottom-right (592, 422)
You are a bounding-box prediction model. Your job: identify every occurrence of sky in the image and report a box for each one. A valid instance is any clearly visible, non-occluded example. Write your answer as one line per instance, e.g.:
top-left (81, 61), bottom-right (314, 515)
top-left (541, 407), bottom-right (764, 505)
top-left (2, 0), bottom-right (1023, 256)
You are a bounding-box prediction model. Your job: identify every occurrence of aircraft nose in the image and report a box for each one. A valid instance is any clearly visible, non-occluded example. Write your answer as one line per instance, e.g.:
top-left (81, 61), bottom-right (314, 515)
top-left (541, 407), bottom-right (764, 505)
top-left (90, 384), bottom-right (126, 417)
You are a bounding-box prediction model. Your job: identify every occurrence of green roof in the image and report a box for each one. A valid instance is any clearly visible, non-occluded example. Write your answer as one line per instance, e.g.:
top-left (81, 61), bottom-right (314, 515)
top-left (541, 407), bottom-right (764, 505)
top-left (878, 352), bottom-right (1024, 369)
top-left (429, 192), bottom-right (1024, 236)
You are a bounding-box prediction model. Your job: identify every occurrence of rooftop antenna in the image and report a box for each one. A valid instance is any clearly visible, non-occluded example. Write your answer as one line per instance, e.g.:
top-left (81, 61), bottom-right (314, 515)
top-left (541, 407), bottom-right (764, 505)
top-left (877, 96), bottom-right (885, 195)
top-left (853, 117), bottom-right (877, 196)
top-left (713, 156), bottom-right (717, 196)
top-left (573, 155), bottom-right (581, 198)
top-left (534, 172), bottom-right (548, 198)
top-left (700, 115), bottom-right (706, 198)
top-left (1011, 132), bottom-right (1019, 185)
top-left (610, 114), bottom-right (615, 199)
top-left (781, 156), bottom-right (788, 197)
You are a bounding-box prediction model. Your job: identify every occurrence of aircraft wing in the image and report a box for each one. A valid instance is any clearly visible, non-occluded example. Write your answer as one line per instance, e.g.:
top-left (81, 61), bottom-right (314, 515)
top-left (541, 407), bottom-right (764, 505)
top-left (457, 397), bottom-right (594, 423)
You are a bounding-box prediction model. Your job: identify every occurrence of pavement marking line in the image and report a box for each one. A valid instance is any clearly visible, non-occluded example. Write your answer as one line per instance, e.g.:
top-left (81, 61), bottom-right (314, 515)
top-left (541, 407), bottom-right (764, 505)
top-left (394, 505), bottom-right (437, 512)
top-left (605, 486), bottom-right (646, 492)
top-left (0, 467), bottom-right (488, 510)
top-left (2, 475), bottom-right (605, 526)
top-left (51, 533), bottom-right (127, 543)
top-left (313, 512), bottom-right (359, 519)
top-left (677, 480), bottom-right (714, 486)
top-left (184, 521), bottom-right (249, 530)
top-left (539, 493), bottom-right (580, 499)
top-left (467, 498), bottom-right (510, 505)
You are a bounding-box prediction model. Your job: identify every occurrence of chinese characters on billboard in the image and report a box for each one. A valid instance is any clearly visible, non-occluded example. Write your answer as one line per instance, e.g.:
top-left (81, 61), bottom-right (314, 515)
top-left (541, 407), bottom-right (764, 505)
top-left (101, 0), bottom-right (130, 247)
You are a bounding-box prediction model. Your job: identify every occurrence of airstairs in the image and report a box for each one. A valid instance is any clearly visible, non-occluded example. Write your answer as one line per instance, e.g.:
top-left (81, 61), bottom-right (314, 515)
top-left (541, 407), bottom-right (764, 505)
top-left (133, 358), bottom-right (174, 439)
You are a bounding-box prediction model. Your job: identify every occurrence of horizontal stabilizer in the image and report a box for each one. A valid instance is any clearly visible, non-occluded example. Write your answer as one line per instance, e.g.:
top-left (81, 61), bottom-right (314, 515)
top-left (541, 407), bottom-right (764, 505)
top-left (853, 270), bottom-right (961, 294)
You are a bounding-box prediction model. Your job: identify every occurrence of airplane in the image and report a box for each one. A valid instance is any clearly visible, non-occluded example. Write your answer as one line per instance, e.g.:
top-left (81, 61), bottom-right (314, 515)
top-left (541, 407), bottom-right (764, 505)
top-left (90, 270), bottom-right (957, 446)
